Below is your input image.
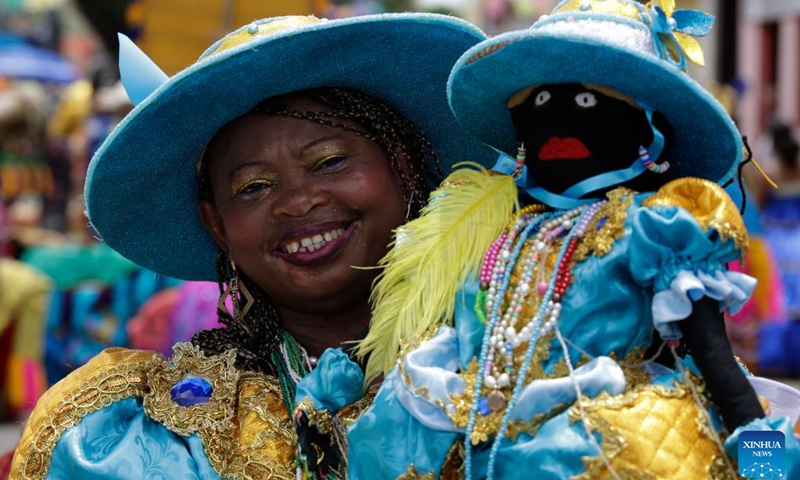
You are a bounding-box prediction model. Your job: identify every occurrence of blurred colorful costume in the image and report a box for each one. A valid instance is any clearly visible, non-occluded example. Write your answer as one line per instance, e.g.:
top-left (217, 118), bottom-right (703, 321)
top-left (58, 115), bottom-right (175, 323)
top-left (759, 187), bottom-right (800, 376)
top-left (350, 1), bottom-right (800, 478)
top-left (723, 183), bottom-right (787, 374)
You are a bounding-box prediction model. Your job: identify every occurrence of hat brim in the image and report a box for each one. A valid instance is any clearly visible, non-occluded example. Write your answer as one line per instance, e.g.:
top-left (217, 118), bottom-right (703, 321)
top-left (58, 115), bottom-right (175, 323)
top-left (448, 26), bottom-right (742, 187)
top-left (86, 13), bottom-right (493, 281)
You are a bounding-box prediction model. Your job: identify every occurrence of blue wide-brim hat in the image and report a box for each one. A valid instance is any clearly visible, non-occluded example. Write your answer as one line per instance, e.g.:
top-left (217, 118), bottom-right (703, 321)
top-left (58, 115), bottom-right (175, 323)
top-left (448, 0), bottom-right (742, 186)
top-left (85, 13), bottom-right (494, 281)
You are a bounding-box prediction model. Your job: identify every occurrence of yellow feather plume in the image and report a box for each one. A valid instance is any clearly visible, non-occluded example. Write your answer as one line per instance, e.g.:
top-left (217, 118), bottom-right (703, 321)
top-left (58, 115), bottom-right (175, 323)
top-left (356, 165), bottom-right (519, 383)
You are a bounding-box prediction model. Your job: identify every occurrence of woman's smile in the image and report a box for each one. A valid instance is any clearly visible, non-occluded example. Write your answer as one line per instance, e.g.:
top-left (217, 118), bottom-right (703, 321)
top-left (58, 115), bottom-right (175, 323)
top-left (274, 220), bottom-right (356, 266)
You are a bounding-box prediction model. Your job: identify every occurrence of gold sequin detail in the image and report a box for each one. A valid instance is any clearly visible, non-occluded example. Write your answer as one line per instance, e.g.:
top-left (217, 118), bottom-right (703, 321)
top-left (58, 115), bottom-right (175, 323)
top-left (296, 398), bottom-right (335, 435)
top-left (397, 465), bottom-right (437, 480)
top-left (11, 348), bottom-right (153, 480)
top-left (448, 360), bottom-right (504, 445)
top-left (642, 177), bottom-right (749, 254)
top-left (507, 403), bottom-right (570, 442)
top-left (570, 381), bottom-right (732, 480)
top-left (574, 187), bottom-right (634, 262)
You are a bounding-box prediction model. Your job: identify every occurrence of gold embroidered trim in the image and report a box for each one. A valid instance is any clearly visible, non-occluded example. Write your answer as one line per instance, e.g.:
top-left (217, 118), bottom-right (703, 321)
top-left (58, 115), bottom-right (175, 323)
top-left (707, 454), bottom-right (739, 480)
top-left (11, 348), bottom-right (153, 480)
top-left (295, 398), bottom-right (335, 435)
top-left (144, 342), bottom-right (239, 436)
top-left (215, 372), bottom-right (296, 480)
top-left (398, 353), bottom-right (453, 422)
top-left (337, 383), bottom-right (380, 427)
top-left (642, 177), bottom-right (749, 253)
top-left (439, 439), bottom-right (466, 480)
top-left (396, 464), bottom-right (437, 480)
top-left (464, 41), bottom-right (511, 65)
top-left (507, 402), bottom-right (570, 442)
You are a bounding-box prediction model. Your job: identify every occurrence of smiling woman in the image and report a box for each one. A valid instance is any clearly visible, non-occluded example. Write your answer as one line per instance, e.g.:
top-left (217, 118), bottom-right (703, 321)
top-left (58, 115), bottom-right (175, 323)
top-left (8, 14), bottom-right (494, 480)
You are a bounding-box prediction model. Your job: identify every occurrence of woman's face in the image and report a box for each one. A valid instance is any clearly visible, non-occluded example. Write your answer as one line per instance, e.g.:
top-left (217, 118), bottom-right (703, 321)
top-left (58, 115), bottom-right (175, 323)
top-left (199, 95), bottom-right (407, 314)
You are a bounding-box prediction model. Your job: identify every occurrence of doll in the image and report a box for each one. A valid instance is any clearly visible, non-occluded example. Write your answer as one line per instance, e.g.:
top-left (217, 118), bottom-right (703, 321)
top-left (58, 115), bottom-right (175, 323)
top-left (348, 1), bottom-right (800, 479)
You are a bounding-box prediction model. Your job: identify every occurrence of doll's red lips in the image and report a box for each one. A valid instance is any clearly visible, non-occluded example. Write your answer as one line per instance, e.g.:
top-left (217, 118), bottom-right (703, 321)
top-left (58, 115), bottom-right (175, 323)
top-left (538, 137), bottom-right (591, 160)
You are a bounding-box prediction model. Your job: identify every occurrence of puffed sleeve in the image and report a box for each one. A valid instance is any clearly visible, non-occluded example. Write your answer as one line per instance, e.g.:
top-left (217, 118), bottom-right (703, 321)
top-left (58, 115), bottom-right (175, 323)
top-left (629, 178), bottom-right (756, 340)
top-left (10, 348), bottom-right (220, 480)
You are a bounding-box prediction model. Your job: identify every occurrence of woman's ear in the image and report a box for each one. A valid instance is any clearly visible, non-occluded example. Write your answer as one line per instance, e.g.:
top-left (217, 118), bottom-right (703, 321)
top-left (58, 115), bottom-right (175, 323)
top-left (198, 200), bottom-right (229, 252)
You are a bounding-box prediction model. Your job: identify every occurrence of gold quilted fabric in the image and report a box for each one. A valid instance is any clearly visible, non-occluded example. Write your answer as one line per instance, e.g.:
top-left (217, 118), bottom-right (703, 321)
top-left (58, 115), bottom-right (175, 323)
top-left (572, 387), bottom-right (737, 480)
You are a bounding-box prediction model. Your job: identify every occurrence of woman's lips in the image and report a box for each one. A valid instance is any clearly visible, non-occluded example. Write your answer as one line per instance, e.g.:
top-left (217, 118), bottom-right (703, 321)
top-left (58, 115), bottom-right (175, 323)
top-left (274, 222), bottom-right (355, 266)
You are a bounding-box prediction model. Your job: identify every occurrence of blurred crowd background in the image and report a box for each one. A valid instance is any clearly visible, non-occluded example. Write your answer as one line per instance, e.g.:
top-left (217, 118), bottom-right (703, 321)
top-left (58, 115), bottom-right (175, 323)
top-left (0, 0), bottom-right (798, 433)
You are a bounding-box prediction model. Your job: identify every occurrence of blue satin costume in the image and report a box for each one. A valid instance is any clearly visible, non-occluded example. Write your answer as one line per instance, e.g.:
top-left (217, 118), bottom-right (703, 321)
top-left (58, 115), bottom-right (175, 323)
top-left (344, 180), bottom-right (800, 479)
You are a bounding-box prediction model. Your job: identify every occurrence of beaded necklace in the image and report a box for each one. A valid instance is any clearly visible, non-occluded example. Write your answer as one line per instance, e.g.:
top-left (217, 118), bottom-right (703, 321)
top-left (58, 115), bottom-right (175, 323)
top-left (269, 331), bottom-right (345, 480)
top-left (465, 200), bottom-right (606, 480)
top-left (270, 330), bottom-right (312, 414)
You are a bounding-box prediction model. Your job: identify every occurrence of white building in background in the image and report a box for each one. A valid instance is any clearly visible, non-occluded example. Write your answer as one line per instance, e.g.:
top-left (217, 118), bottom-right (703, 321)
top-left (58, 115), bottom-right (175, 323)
top-left (737, 0), bottom-right (800, 142)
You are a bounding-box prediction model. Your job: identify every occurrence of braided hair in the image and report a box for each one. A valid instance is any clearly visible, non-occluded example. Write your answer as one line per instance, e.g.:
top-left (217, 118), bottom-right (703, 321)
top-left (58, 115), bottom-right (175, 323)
top-left (192, 87), bottom-right (443, 373)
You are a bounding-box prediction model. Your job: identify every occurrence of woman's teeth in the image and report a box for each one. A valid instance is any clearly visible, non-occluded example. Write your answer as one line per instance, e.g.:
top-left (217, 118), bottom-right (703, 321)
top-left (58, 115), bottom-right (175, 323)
top-left (284, 228), bottom-right (346, 254)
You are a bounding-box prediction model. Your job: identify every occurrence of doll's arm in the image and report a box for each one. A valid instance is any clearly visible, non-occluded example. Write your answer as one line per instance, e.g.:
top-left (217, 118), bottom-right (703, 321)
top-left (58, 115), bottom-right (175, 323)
top-left (679, 296), bottom-right (765, 432)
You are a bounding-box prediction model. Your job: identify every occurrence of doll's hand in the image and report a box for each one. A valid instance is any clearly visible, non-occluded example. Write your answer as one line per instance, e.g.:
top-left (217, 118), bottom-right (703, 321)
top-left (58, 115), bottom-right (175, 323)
top-left (679, 296), bottom-right (765, 432)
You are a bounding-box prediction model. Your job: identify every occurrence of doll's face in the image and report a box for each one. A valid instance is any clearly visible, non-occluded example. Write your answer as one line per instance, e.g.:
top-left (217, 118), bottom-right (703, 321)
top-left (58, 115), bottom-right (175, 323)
top-left (510, 83), bottom-right (666, 195)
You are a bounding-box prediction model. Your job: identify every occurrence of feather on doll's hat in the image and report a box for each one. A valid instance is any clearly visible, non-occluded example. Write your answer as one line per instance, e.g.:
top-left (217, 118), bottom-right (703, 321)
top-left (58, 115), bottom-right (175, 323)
top-left (448, 0), bottom-right (742, 186)
top-left (85, 13), bottom-right (494, 281)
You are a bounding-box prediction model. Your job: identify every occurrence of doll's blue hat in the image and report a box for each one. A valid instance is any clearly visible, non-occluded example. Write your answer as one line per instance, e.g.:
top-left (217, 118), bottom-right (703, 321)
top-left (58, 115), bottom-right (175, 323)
top-left (448, 0), bottom-right (742, 186)
top-left (85, 13), bottom-right (494, 281)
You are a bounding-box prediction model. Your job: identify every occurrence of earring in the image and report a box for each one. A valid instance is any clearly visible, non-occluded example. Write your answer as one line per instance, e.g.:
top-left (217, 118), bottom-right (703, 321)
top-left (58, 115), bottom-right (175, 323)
top-left (639, 146), bottom-right (670, 174)
top-left (514, 142), bottom-right (526, 176)
top-left (404, 191), bottom-right (415, 222)
top-left (218, 252), bottom-right (254, 328)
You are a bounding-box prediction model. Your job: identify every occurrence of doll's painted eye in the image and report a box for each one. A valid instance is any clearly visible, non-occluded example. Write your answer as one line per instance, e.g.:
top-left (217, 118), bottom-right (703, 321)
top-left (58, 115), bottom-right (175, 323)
top-left (575, 92), bottom-right (597, 108)
top-left (534, 90), bottom-right (551, 107)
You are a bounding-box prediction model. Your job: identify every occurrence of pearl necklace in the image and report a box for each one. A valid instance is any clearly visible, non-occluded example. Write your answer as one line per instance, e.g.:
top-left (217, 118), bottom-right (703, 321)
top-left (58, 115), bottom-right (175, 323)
top-left (465, 200), bottom-right (606, 480)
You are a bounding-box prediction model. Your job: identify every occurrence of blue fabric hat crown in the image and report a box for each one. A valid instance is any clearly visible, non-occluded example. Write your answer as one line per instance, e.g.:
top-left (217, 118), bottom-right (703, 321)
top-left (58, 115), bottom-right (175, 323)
top-left (448, 0), bottom-right (742, 188)
top-left (85, 14), bottom-right (494, 281)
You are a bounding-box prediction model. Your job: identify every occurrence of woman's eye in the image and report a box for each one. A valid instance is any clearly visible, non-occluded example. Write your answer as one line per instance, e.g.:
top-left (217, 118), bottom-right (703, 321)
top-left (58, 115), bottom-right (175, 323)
top-left (317, 155), bottom-right (348, 171)
top-left (236, 181), bottom-right (274, 197)
top-left (575, 92), bottom-right (597, 108)
top-left (534, 90), bottom-right (551, 107)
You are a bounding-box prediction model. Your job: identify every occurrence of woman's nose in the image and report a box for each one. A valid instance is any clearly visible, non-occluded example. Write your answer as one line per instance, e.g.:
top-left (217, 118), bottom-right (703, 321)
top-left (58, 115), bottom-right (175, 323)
top-left (270, 177), bottom-right (330, 218)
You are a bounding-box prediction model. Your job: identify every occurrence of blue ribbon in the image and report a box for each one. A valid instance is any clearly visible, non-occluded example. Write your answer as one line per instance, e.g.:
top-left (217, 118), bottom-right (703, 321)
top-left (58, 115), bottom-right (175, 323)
top-left (642, 4), bottom-right (714, 72)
